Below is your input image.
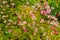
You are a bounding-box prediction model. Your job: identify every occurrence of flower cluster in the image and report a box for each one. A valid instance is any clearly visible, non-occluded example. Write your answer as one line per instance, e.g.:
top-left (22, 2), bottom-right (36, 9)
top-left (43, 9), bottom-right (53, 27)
top-left (0, 0), bottom-right (60, 40)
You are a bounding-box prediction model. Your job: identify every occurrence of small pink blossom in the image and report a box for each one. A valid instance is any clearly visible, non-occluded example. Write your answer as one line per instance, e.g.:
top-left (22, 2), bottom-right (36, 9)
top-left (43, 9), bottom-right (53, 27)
top-left (43, 32), bottom-right (47, 36)
top-left (20, 21), bottom-right (27, 25)
top-left (18, 16), bottom-right (21, 24)
top-left (50, 21), bottom-right (58, 26)
top-left (18, 17), bottom-right (21, 23)
top-left (30, 11), bottom-right (36, 20)
top-left (31, 14), bottom-right (35, 16)
top-left (40, 19), bottom-right (45, 23)
top-left (36, 3), bottom-right (41, 7)
top-left (8, 29), bottom-right (12, 33)
top-left (23, 27), bottom-right (28, 32)
top-left (34, 28), bottom-right (38, 33)
top-left (34, 28), bottom-right (38, 36)
top-left (32, 15), bottom-right (36, 20)
top-left (28, 23), bottom-right (31, 27)
top-left (47, 20), bottom-right (50, 23)
top-left (44, 1), bottom-right (48, 6)
top-left (54, 30), bottom-right (58, 35)
top-left (13, 22), bottom-right (17, 25)
top-left (47, 15), bottom-right (57, 20)
top-left (45, 5), bottom-right (50, 9)
top-left (30, 11), bottom-right (33, 14)
top-left (41, 10), bottom-right (46, 15)
top-left (46, 9), bottom-right (51, 14)
top-left (23, 21), bottom-right (27, 24)
top-left (51, 25), bottom-right (56, 30)
top-left (54, 22), bottom-right (59, 26)
top-left (30, 11), bottom-right (35, 16)
top-left (47, 15), bottom-right (52, 18)
top-left (51, 16), bottom-right (56, 20)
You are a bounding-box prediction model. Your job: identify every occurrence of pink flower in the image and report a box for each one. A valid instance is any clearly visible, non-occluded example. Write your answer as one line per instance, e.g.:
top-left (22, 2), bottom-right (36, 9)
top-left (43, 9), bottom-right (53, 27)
top-left (30, 11), bottom-right (33, 14)
top-left (46, 9), bottom-right (51, 14)
top-left (36, 3), bottom-right (41, 7)
top-left (32, 15), bottom-right (36, 20)
top-left (30, 12), bottom-right (36, 20)
top-left (51, 16), bottom-right (57, 21)
top-left (34, 28), bottom-right (38, 36)
top-left (44, 1), bottom-right (48, 6)
top-left (40, 19), bottom-right (45, 23)
top-left (47, 15), bottom-right (57, 20)
top-left (50, 21), bottom-right (58, 26)
top-left (51, 25), bottom-right (56, 30)
top-left (34, 28), bottom-right (38, 33)
top-left (54, 22), bottom-right (58, 26)
top-left (44, 5), bottom-right (51, 14)
top-left (18, 16), bottom-right (21, 24)
top-left (30, 11), bottom-right (35, 16)
top-left (23, 27), bottom-right (28, 32)
top-left (13, 22), bottom-right (17, 25)
top-left (54, 30), bottom-right (58, 35)
top-left (45, 5), bottom-right (50, 9)
top-left (23, 21), bottom-right (27, 24)
top-left (47, 20), bottom-right (50, 23)
top-left (41, 10), bottom-right (46, 15)
top-left (43, 32), bottom-right (47, 36)
top-left (8, 29), bottom-right (12, 33)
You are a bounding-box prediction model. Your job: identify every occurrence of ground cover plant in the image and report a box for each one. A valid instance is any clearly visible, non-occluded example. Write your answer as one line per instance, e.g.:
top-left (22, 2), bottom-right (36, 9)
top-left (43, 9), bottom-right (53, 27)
top-left (0, 0), bottom-right (60, 40)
